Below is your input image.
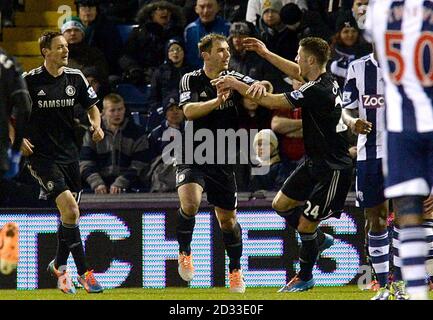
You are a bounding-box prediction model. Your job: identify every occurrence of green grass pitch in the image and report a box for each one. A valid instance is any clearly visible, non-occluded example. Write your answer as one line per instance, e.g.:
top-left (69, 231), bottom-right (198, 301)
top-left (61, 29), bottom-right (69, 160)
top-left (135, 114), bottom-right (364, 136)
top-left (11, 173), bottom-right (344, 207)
top-left (0, 286), bottom-right (432, 300)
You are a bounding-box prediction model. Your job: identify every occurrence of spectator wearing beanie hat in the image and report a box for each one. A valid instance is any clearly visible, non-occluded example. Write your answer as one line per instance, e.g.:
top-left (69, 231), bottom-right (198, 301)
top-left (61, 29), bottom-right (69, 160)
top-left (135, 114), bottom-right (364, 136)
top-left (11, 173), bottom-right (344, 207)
top-left (254, 0), bottom-right (297, 93)
top-left (61, 17), bottom-right (109, 84)
top-left (148, 38), bottom-right (193, 130)
top-left (329, 12), bottom-right (372, 87)
top-left (279, 3), bottom-right (333, 41)
top-left (148, 92), bottom-right (184, 163)
top-left (228, 21), bottom-right (268, 80)
top-left (75, 0), bottom-right (123, 76)
top-left (246, 0), bottom-right (308, 26)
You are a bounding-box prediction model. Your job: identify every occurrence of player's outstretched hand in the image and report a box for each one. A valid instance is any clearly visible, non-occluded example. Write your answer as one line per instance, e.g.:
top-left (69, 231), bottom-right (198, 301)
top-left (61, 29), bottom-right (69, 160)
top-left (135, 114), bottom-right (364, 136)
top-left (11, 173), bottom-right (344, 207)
top-left (246, 82), bottom-right (268, 99)
top-left (20, 138), bottom-right (34, 156)
top-left (242, 37), bottom-right (269, 57)
top-left (91, 126), bottom-right (104, 143)
top-left (95, 184), bottom-right (108, 194)
top-left (351, 118), bottom-right (372, 135)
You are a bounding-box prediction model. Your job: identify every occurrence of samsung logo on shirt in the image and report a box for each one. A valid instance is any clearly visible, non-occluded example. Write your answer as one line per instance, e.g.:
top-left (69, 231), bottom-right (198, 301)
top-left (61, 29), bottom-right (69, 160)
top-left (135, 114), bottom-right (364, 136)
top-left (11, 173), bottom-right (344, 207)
top-left (37, 99), bottom-right (75, 108)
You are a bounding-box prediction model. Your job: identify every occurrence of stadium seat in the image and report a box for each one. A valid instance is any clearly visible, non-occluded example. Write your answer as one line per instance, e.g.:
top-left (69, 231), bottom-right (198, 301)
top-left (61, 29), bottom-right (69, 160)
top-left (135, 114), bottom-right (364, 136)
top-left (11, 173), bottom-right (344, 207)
top-left (116, 83), bottom-right (151, 112)
top-left (116, 24), bottom-right (138, 44)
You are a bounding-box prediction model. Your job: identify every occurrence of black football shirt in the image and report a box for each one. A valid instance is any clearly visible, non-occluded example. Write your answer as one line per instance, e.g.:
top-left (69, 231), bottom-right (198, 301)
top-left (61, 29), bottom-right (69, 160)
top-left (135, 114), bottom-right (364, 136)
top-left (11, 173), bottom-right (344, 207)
top-left (24, 66), bottom-right (99, 164)
top-left (284, 72), bottom-right (352, 170)
top-left (179, 69), bottom-right (256, 165)
top-left (0, 49), bottom-right (30, 171)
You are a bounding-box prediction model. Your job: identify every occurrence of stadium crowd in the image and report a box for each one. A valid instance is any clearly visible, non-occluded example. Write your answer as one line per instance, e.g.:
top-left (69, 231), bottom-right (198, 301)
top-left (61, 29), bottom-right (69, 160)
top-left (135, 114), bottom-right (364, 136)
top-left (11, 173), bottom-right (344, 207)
top-left (0, 0), bottom-right (370, 206)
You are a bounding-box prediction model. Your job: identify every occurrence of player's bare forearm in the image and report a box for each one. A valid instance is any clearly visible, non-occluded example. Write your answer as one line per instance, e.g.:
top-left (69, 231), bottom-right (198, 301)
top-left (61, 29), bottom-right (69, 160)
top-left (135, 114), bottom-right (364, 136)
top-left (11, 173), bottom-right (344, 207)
top-left (342, 109), bottom-right (372, 135)
top-left (216, 77), bottom-right (292, 110)
top-left (271, 116), bottom-right (302, 134)
top-left (87, 105), bottom-right (101, 129)
top-left (183, 98), bottom-right (221, 120)
top-left (87, 105), bottom-right (104, 142)
top-left (262, 50), bottom-right (303, 82)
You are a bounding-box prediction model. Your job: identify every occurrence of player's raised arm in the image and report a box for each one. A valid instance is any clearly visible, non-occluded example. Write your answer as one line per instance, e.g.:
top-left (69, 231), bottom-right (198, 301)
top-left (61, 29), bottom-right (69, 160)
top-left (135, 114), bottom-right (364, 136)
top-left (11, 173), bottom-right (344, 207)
top-left (242, 37), bottom-right (303, 83)
top-left (211, 75), bottom-right (294, 110)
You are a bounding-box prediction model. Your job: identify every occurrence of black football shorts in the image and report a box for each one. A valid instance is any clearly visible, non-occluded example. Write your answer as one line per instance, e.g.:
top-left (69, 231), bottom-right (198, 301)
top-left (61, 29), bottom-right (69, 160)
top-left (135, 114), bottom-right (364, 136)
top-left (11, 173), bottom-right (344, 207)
top-left (27, 156), bottom-right (82, 203)
top-left (176, 164), bottom-right (237, 211)
top-left (281, 159), bottom-right (353, 222)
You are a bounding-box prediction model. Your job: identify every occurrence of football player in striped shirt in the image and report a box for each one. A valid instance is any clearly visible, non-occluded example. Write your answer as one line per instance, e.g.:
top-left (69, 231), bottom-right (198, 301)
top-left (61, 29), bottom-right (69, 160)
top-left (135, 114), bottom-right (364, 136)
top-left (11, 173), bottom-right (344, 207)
top-left (365, 0), bottom-right (433, 299)
top-left (342, 49), bottom-right (409, 300)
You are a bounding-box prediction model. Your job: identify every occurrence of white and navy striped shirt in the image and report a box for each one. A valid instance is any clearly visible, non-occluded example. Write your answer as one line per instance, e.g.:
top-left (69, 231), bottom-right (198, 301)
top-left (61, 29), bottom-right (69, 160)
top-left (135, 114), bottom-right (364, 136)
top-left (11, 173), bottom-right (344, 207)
top-left (365, 0), bottom-right (433, 133)
top-left (343, 54), bottom-right (385, 161)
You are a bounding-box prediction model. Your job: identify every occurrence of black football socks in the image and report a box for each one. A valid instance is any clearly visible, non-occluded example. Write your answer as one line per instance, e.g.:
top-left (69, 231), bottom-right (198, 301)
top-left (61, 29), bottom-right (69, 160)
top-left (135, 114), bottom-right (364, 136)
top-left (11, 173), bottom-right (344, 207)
top-left (222, 222), bottom-right (243, 272)
top-left (176, 208), bottom-right (196, 255)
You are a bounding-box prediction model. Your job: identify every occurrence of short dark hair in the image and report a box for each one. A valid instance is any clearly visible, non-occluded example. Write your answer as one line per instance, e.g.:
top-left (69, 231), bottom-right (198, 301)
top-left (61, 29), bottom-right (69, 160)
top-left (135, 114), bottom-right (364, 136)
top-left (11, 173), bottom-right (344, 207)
top-left (198, 33), bottom-right (228, 54)
top-left (38, 31), bottom-right (63, 57)
top-left (299, 37), bottom-right (331, 66)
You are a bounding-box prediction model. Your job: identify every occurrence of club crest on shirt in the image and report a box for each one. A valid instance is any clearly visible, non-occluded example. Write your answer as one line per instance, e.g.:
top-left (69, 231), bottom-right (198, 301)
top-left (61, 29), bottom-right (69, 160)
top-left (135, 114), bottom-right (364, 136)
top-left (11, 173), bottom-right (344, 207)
top-left (65, 85), bottom-right (76, 97)
top-left (290, 90), bottom-right (304, 100)
top-left (46, 181), bottom-right (55, 191)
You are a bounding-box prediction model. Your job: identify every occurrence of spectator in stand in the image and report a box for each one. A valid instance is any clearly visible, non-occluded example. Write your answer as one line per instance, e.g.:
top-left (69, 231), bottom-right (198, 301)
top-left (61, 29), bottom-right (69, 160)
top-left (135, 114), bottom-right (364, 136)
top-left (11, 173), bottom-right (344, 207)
top-left (337, 0), bottom-right (369, 30)
top-left (279, 3), bottom-right (333, 42)
top-left (239, 96), bottom-right (272, 132)
top-left (246, 0), bottom-right (308, 26)
top-left (120, 0), bottom-right (185, 85)
top-left (80, 94), bottom-right (150, 194)
top-left (255, 0), bottom-right (295, 93)
top-left (148, 38), bottom-right (192, 127)
top-left (61, 17), bottom-right (109, 83)
top-left (249, 129), bottom-right (290, 191)
top-left (75, 0), bottom-right (123, 76)
top-left (148, 93), bottom-right (184, 162)
top-left (271, 80), bottom-right (305, 173)
top-left (184, 0), bottom-right (231, 69)
top-left (98, 0), bottom-right (140, 24)
top-left (306, 0), bottom-right (350, 34)
top-left (329, 12), bottom-right (371, 87)
top-left (219, 0), bottom-right (248, 23)
top-left (146, 93), bottom-right (184, 192)
top-left (228, 21), bottom-right (268, 80)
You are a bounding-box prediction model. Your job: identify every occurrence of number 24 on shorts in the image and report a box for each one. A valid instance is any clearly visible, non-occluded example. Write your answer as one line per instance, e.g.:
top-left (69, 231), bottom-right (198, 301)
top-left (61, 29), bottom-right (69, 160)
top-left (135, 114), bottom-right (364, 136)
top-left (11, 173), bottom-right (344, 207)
top-left (304, 201), bottom-right (320, 219)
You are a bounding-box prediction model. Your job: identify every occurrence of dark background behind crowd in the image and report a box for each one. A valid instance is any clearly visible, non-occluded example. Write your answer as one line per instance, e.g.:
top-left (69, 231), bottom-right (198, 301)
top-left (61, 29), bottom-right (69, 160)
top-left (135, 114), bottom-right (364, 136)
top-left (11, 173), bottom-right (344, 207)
top-left (0, 0), bottom-right (370, 206)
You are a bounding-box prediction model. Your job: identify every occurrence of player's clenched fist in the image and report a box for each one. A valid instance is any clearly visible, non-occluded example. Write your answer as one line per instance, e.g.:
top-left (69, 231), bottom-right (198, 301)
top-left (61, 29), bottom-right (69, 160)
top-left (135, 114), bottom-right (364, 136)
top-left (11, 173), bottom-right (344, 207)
top-left (91, 126), bottom-right (104, 142)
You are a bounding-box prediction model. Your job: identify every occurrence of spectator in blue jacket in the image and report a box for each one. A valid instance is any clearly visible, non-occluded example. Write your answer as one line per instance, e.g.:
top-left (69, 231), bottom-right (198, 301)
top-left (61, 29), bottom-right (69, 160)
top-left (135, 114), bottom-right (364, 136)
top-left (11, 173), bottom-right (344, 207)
top-left (80, 93), bottom-right (150, 194)
top-left (184, 0), bottom-right (231, 69)
top-left (148, 93), bottom-right (184, 162)
top-left (148, 38), bottom-right (192, 128)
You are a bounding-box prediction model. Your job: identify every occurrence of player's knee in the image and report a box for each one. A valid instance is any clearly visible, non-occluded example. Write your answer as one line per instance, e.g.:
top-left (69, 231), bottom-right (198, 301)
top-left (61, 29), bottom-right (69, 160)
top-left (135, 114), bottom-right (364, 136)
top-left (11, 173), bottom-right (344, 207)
top-left (62, 204), bottom-right (80, 224)
top-left (272, 197), bottom-right (288, 212)
top-left (181, 202), bottom-right (200, 216)
top-left (219, 217), bottom-right (236, 232)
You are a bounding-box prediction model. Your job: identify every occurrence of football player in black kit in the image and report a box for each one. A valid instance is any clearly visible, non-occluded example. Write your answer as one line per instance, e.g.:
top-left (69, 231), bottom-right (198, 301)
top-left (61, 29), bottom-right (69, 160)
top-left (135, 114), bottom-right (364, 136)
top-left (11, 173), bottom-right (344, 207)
top-left (22, 31), bottom-right (104, 294)
top-left (0, 47), bottom-right (31, 275)
top-left (213, 37), bottom-right (354, 292)
top-left (175, 33), bottom-right (270, 293)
